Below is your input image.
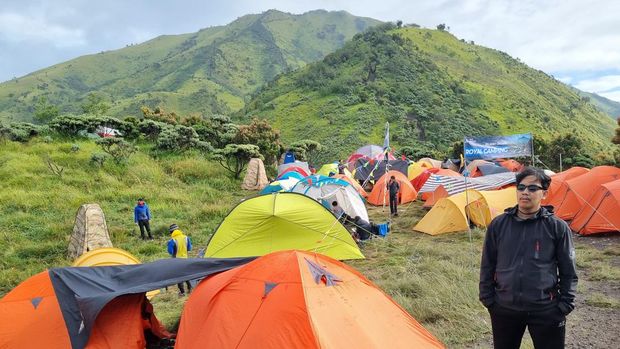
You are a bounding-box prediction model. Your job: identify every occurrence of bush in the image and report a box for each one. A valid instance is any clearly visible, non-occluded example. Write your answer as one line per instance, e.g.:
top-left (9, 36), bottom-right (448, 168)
top-left (0, 123), bottom-right (40, 142)
top-left (49, 115), bottom-right (91, 136)
top-left (90, 152), bottom-right (108, 168)
top-left (138, 119), bottom-right (168, 141)
top-left (212, 144), bottom-right (263, 179)
top-left (96, 138), bottom-right (136, 164)
top-left (156, 125), bottom-right (211, 153)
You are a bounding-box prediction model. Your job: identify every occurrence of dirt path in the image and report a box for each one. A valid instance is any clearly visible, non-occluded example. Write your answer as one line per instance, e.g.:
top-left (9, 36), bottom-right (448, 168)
top-left (565, 234), bottom-right (620, 349)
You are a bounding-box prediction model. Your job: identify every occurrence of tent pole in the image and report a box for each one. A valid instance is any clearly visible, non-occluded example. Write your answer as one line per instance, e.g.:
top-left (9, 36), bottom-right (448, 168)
top-left (463, 139), bottom-right (473, 244)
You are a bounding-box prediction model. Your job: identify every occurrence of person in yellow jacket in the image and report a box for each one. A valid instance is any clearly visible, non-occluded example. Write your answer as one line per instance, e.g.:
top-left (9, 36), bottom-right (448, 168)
top-left (167, 224), bottom-right (193, 296)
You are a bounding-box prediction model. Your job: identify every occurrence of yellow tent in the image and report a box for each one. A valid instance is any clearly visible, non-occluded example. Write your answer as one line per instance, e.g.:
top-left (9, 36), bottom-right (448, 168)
top-left (317, 163), bottom-right (353, 178)
top-left (413, 191), bottom-right (476, 235)
top-left (408, 162), bottom-right (426, 180)
top-left (418, 158), bottom-right (442, 169)
top-left (205, 192), bottom-right (364, 260)
top-left (466, 187), bottom-right (516, 227)
top-left (413, 188), bottom-right (516, 235)
top-left (72, 247), bottom-right (141, 266)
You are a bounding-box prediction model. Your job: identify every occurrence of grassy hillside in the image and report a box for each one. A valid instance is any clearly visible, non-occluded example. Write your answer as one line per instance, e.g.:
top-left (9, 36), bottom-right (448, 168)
top-left (241, 24), bottom-right (616, 161)
top-left (0, 138), bottom-right (246, 292)
top-left (576, 89), bottom-right (620, 119)
top-left (0, 10), bottom-right (381, 122)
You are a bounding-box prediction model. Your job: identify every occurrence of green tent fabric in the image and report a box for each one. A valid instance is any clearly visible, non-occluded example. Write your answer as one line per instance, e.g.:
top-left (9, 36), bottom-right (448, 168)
top-left (205, 192), bottom-right (364, 260)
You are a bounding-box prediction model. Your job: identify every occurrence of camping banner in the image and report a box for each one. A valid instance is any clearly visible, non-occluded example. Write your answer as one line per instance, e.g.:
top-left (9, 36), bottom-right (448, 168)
top-left (464, 133), bottom-right (532, 160)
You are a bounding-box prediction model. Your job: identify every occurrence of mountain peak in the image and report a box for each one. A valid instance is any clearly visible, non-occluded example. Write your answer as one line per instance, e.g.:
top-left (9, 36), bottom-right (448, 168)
top-left (0, 11), bottom-right (382, 122)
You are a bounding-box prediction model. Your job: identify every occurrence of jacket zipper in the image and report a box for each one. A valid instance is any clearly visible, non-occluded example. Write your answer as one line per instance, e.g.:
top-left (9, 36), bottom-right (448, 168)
top-left (535, 240), bottom-right (540, 259)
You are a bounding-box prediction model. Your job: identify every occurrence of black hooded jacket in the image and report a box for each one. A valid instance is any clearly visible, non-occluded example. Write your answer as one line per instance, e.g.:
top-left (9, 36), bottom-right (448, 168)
top-left (479, 205), bottom-right (578, 314)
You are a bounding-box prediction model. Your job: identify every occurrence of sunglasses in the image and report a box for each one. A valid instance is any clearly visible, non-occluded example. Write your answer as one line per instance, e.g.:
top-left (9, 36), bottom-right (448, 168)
top-left (516, 184), bottom-right (544, 192)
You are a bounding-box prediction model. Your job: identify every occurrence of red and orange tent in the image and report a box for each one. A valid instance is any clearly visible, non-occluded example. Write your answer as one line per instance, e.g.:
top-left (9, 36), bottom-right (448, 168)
top-left (542, 167), bottom-right (589, 206)
top-left (570, 179), bottom-right (620, 235)
top-left (0, 258), bottom-right (253, 349)
top-left (367, 170), bottom-right (417, 206)
top-left (552, 166), bottom-right (620, 220)
top-left (176, 250), bottom-right (444, 349)
top-left (423, 185), bottom-right (449, 208)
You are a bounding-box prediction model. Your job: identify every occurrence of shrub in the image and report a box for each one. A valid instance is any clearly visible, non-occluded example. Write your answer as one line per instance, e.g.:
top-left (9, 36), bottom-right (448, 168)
top-left (138, 119), bottom-right (169, 141)
top-left (90, 152), bottom-right (108, 168)
top-left (0, 122), bottom-right (40, 142)
top-left (156, 125), bottom-right (211, 153)
top-left (212, 144), bottom-right (263, 179)
top-left (96, 138), bottom-right (136, 164)
top-left (49, 115), bottom-right (91, 136)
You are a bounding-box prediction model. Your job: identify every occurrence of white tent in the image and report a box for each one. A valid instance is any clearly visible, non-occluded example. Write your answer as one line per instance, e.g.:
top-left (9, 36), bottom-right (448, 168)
top-left (290, 175), bottom-right (369, 222)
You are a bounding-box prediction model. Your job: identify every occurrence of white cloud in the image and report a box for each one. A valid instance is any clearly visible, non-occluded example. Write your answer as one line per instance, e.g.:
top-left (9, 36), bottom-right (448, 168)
top-left (574, 75), bottom-right (620, 94)
top-left (0, 12), bottom-right (85, 47)
top-left (557, 76), bottom-right (573, 84)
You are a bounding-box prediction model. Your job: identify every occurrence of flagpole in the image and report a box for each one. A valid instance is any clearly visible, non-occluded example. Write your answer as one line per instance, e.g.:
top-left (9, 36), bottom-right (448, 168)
top-left (383, 122), bottom-right (390, 219)
top-left (463, 138), bottom-right (473, 244)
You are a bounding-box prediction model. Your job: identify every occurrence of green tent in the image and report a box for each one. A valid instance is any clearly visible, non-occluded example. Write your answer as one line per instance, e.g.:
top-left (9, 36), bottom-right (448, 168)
top-left (205, 192), bottom-right (364, 260)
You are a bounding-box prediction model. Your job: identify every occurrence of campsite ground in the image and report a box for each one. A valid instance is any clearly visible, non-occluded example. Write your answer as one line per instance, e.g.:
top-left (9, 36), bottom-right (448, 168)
top-left (150, 202), bottom-right (619, 348)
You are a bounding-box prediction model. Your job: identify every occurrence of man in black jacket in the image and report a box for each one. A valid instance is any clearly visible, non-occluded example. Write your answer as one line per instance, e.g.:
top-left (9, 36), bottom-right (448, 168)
top-left (479, 167), bottom-right (577, 349)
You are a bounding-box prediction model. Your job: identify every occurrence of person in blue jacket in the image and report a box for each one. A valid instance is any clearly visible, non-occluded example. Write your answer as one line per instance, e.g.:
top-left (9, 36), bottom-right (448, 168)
top-left (283, 149), bottom-right (295, 164)
top-left (134, 198), bottom-right (153, 240)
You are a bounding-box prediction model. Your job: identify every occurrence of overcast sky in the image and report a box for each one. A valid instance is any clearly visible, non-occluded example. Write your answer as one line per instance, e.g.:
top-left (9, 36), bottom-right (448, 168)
top-left (1, 0), bottom-right (619, 102)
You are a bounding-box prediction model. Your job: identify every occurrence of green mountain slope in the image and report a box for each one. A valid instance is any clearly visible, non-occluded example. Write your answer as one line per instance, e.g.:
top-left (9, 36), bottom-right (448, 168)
top-left (241, 25), bottom-right (616, 160)
top-left (575, 89), bottom-right (620, 119)
top-left (0, 10), bottom-right (381, 122)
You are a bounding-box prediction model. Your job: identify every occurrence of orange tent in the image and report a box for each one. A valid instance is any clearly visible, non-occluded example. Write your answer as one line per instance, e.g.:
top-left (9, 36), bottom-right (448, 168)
top-left (423, 185), bottom-right (449, 208)
top-left (410, 168), bottom-right (440, 191)
top-left (0, 271), bottom-right (170, 349)
top-left (333, 174), bottom-right (368, 198)
top-left (570, 179), bottom-right (620, 235)
top-left (553, 166), bottom-right (620, 220)
top-left (542, 167), bottom-right (589, 206)
top-left (499, 159), bottom-right (523, 172)
top-left (176, 250), bottom-right (444, 349)
top-left (367, 170), bottom-right (417, 206)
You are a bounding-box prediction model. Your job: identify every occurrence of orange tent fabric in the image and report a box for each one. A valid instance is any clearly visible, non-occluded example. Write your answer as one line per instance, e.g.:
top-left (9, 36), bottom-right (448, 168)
top-left (423, 185), bottom-right (449, 208)
top-left (0, 271), bottom-right (170, 349)
top-left (367, 170), bottom-right (417, 206)
top-left (410, 168), bottom-right (440, 191)
top-left (554, 166), bottom-right (620, 220)
top-left (499, 159), bottom-right (523, 172)
top-left (542, 167), bottom-right (589, 206)
top-left (570, 179), bottom-right (620, 235)
top-left (176, 250), bottom-right (444, 349)
top-left (333, 174), bottom-right (368, 198)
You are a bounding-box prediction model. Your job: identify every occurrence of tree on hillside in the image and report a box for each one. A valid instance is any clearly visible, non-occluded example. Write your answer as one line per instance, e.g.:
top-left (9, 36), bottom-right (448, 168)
top-left (186, 114), bottom-right (238, 148)
top-left (141, 106), bottom-right (181, 125)
top-left (213, 144), bottom-right (263, 179)
top-left (289, 140), bottom-right (323, 164)
top-left (96, 138), bottom-right (136, 164)
top-left (233, 118), bottom-right (282, 165)
top-left (156, 125), bottom-right (211, 153)
top-left (541, 134), bottom-right (593, 171)
top-left (34, 96), bottom-right (59, 123)
top-left (436, 23), bottom-right (446, 31)
top-left (613, 117), bottom-right (620, 145)
top-left (81, 93), bottom-right (111, 115)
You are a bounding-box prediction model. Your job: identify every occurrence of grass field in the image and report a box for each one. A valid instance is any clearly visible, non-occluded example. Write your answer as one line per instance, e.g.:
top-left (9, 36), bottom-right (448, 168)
top-left (1, 138), bottom-right (618, 348)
